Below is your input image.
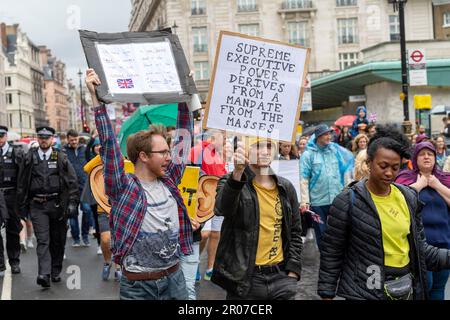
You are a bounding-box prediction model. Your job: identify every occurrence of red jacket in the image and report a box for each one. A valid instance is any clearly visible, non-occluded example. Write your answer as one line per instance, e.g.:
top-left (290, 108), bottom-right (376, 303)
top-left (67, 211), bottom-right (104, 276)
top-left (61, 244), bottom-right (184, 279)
top-left (189, 141), bottom-right (227, 176)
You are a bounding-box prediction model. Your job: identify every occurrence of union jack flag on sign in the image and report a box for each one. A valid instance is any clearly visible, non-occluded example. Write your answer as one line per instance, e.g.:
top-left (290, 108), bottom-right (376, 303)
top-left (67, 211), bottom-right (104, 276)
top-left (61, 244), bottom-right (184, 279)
top-left (117, 78), bottom-right (134, 89)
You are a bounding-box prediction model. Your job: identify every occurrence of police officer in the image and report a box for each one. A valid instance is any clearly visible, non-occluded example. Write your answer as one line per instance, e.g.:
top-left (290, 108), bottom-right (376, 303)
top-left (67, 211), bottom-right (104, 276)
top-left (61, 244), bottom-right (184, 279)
top-left (17, 126), bottom-right (79, 288)
top-left (0, 125), bottom-right (23, 277)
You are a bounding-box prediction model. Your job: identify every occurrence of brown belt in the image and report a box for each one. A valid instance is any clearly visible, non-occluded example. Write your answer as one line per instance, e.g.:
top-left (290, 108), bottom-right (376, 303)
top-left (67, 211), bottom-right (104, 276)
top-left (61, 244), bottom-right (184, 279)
top-left (123, 263), bottom-right (179, 281)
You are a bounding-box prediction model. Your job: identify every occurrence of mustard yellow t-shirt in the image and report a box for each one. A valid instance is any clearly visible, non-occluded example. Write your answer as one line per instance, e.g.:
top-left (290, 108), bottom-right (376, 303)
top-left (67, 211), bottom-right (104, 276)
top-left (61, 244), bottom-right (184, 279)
top-left (253, 180), bottom-right (284, 266)
top-left (369, 185), bottom-right (411, 268)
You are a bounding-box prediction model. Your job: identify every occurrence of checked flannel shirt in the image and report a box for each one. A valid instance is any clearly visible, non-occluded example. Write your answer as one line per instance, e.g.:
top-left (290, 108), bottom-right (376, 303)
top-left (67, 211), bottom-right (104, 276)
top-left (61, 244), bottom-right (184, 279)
top-left (94, 102), bottom-right (193, 266)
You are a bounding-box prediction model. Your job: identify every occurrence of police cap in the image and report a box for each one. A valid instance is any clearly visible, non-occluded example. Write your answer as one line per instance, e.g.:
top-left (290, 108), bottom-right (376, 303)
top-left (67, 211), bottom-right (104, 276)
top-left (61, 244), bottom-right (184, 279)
top-left (36, 126), bottom-right (56, 138)
top-left (0, 125), bottom-right (8, 135)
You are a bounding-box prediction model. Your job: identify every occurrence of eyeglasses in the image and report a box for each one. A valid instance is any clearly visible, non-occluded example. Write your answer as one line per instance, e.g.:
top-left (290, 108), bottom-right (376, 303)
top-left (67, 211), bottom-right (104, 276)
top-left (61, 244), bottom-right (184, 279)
top-left (149, 150), bottom-right (171, 158)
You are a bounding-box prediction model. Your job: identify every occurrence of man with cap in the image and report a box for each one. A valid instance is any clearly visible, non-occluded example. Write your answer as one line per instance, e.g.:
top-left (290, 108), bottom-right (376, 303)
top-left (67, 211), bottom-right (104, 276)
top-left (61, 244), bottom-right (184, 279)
top-left (0, 125), bottom-right (24, 277)
top-left (17, 126), bottom-right (79, 288)
top-left (211, 137), bottom-right (302, 300)
top-left (300, 124), bottom-right (353, 251)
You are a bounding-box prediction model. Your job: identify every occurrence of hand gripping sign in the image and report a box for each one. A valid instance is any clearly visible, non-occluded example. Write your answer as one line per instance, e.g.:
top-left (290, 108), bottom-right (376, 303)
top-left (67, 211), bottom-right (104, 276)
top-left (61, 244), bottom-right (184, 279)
top-left (203, 31), bottom-right (310, 144)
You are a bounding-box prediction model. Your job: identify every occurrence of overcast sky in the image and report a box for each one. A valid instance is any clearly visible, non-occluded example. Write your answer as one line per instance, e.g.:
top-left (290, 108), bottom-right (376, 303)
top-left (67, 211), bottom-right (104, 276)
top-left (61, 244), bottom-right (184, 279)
top-left (0, 0), bottom-right (132, 82)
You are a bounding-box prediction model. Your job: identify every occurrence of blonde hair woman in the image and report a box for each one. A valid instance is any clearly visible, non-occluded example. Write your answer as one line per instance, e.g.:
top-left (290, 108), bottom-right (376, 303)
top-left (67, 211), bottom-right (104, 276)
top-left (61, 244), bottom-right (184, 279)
top-left (354, 149), bottom-right (369, 181)
top-left (352, 134), bottom-right (369, 156)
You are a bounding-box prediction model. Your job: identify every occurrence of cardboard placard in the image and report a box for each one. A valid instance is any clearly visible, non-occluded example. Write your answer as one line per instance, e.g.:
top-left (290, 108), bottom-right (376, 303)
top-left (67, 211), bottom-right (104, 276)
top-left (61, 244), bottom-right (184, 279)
top-left (79, 29), bottom-right (197, 105)
top-left (203, 31), bottom-right (310, 143)
top-left (178, 166), bottom-right (201, 220)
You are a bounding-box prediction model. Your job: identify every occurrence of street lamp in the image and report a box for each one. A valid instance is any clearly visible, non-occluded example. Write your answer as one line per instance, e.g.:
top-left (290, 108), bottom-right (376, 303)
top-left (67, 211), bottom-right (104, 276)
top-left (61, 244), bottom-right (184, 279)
top-left (78, 69), bottom-right (84, 132)
top-left (18, 91), bottom-right (22, 137)
top-left (388, 0), bottom-right (411, 134)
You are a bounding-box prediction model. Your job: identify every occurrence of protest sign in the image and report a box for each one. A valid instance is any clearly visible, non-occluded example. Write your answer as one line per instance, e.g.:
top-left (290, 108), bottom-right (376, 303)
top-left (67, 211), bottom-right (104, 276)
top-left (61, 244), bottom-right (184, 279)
top-left (79, 29), bottom-right (197, 105)
top-left (203, 31), bottom-right (310, 143)
top-left (178, 166), bottom-right (201, 220)
top-left (196, 175), bottom-right (220, 223)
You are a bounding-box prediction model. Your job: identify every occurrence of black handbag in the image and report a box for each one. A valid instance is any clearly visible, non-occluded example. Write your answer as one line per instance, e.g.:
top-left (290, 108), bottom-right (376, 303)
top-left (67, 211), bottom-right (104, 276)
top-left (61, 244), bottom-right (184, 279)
top-left (384, 273), bottom-right (413, 300)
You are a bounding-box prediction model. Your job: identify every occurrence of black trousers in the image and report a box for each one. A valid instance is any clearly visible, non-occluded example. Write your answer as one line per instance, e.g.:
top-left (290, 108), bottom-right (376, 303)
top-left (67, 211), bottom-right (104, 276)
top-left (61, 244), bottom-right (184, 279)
top-left (226, 267), bottom-right (298, 300)
top-left (0, 193), bottom-right (22, 270)
top-left (30, 199), bottom-right (67, 276)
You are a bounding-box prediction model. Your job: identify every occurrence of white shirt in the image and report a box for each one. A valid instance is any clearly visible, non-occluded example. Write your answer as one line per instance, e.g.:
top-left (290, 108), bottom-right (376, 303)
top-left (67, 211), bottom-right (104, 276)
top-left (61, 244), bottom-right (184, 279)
top-left (1, 142), bottom-right (10, 156)
top-left (38, 148), bottom-right (53, 161)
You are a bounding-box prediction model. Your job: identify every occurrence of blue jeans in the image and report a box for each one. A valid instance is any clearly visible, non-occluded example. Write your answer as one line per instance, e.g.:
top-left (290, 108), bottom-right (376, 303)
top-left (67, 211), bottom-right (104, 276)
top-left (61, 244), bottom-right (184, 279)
top-left (180, 242), bottom-right (200, 300)
top-left (119, 268), bottom-right (188, 300)
top-left (69, 202), bottom-right (93, 242)
top-left (427, 269), bottom-right (450, 300)
top-left (310, 205), bottom-right (331, 251)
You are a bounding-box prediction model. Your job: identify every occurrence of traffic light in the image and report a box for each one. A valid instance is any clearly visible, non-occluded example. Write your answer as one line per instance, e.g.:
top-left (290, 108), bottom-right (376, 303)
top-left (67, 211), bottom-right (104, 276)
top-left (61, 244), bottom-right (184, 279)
top-left (83, 123), bottom-right (90, 133)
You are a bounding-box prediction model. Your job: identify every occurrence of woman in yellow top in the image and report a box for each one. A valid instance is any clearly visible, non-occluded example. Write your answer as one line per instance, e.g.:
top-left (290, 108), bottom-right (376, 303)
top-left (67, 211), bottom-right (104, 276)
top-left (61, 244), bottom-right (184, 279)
top-left (318, 126), bottom-right (450, 300)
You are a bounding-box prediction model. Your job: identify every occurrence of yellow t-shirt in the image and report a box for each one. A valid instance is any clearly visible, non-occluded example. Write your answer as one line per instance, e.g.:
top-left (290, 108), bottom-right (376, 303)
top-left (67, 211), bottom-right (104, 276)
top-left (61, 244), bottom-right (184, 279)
top-left (369, 185), bottom-right (411, 268)
top-left (253, 180), bottom-right (284, 266)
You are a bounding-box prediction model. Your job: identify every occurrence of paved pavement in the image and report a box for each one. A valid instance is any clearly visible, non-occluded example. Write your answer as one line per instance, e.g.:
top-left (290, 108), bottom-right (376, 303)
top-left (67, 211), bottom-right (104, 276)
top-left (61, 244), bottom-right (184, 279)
top-left (1, 229), bottom-right (449, 300)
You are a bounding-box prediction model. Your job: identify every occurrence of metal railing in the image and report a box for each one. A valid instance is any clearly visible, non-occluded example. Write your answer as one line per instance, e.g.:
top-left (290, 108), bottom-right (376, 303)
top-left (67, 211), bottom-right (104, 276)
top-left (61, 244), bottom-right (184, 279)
top-left (281, 0), bottom-right (313, 10)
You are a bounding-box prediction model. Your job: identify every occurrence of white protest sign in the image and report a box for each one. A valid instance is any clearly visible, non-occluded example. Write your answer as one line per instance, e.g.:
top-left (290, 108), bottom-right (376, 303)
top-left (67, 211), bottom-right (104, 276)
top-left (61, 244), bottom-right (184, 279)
top-left (96, 41), bottom-right (182, 94)
top-left (204, 31), bottom-right (310, 143)
top-left (271, 159), bottom-right (301, 202)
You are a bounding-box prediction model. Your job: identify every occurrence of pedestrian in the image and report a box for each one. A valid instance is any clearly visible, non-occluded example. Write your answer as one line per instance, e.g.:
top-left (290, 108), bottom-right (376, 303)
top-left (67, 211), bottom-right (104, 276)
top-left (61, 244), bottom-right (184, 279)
top-left (0, 125), bottom-right (24, 276)
top-left (189, 129), bottom-right (227, 282)
top-left (353, 149), bottom-right (369, 181)
top-left (86, 68), bottom-right (196, 300)
top-left (297, 136), bottom-right (308, 156)
top-left (367, 124), bottom-right (377, 139)
top-left (211, 137), bottom-right (302, 300)
top-left (318, 127), bottom-right (450, 300)
top-left (419, 125), bottom-right (427, 135)
top-left (300, 124), bottom-right (354, 250)
top-left (337, 126), bottom-right (352, 150)
top-left (278, 142), bottom-right (299, 160)
top-left (63, 129), bottom-right (94, 247)
top-left (17, 126), bottom-right (79, 288)
top-left (352, 133), bottom-right (369, 156)
top-left (350, 106), bottom-right (369, 138)
top-left (83, 155), bottom-right (123, 281)
top-left (434, 136), bottom-right (448, 170)
top-left (396, 141), bottom-right (450, 300)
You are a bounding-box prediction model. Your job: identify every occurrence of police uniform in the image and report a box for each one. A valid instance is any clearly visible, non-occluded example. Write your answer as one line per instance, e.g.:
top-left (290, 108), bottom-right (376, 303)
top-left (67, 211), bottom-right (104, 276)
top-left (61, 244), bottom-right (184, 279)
top-left (0, 125), bottom-right (23, 275)
top-left (17, 127), bottom-right (79, 287)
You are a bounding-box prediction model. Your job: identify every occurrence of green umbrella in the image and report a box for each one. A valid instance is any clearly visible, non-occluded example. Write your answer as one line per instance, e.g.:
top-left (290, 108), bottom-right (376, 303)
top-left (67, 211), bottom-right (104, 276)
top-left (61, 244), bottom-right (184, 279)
top-left (118, 104), bottom-right (178, 157)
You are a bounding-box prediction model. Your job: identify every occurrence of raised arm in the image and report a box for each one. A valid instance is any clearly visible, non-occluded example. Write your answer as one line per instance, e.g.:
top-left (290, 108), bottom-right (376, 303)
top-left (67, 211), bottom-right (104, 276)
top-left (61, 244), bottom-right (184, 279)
top-left (166, 102), bottom-right (193, 185)
top-left (86, 69), bottom-right (127, 202)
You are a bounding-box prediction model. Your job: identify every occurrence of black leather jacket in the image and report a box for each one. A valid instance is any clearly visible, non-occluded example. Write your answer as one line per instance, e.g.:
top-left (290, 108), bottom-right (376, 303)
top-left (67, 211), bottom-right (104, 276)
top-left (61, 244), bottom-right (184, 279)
top-left (211, 167), bottom-right (303, 297)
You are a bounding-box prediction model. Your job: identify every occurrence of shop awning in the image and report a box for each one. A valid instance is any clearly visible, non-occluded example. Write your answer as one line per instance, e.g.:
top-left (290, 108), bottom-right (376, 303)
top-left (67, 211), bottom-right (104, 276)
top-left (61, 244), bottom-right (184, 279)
top-left (311, 59), bottom-right (450, 110)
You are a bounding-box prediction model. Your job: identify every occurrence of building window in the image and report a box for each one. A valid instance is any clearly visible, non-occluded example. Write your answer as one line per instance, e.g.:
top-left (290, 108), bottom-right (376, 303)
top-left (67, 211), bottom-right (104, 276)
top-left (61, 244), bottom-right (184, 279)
top-left (237, 0), bottom-right (258, 12)
top-left (194, 61), bottom-right (209, 80)
top-left (288, 22), bottom-right (309, 46)
top-left (389, 15), bottom-right (400, 41)
top-left (338, 18), bottom-right (358, 44)
top-left (444, 12), bottom-right (450, 27)
top-left (239, 24), bottom-right (260, 37)
top-left (282, 0), bottom-right (312, 9)
top-left (336, 0), bottom-right (357, 6)
top-left (6, 93), bottom-right (13, 104)
top-left (339, 52), bottom-right (359, 70)
top-left (193, 27), bottom-right (208, 53)
top-left (9, 114), bottom-right (12, 127)
top-left (191, 0), bottom-right (206, 15)
top-left (5, 77), bottom-right (11, 87)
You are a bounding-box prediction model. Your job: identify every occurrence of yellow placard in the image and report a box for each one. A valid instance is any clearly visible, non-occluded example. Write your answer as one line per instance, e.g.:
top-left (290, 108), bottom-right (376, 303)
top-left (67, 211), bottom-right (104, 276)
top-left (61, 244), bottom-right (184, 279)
top-left (414, 95), bottom-right (432, 110)
top-left (178, 166), bottom-right (200, 220)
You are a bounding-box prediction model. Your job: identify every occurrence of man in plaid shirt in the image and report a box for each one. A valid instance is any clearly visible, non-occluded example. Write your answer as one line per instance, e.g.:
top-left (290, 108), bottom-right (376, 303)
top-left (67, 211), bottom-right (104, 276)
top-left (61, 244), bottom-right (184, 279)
top-left (86, 69), bottom-right (197, 300)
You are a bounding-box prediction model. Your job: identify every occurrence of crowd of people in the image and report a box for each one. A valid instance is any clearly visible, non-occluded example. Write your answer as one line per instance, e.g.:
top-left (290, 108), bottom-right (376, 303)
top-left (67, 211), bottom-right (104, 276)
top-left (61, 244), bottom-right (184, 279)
top-left (1, 69), bottom-right (449, 301)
